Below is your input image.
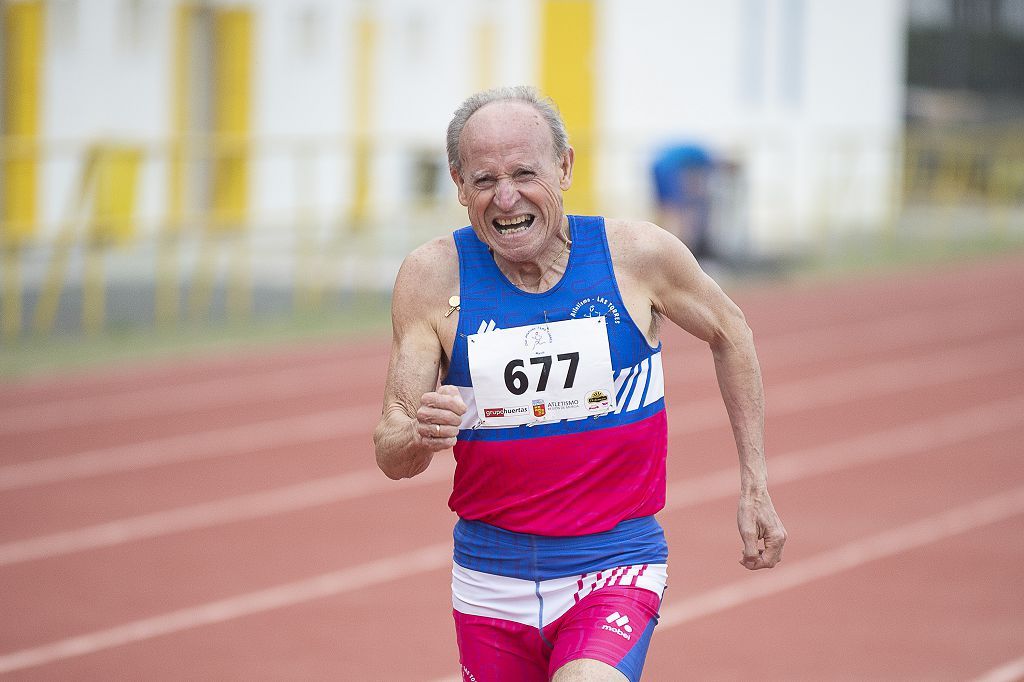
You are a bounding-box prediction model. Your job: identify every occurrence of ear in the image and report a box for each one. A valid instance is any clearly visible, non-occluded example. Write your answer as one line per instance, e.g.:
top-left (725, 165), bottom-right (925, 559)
top-left (559, 147), bottom-right (575, 191)
top-left (449, 165), bottom-right (470, 207)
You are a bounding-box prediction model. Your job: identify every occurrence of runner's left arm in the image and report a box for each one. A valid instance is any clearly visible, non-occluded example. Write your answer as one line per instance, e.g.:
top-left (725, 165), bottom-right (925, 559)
top-left (630, 223), bottom-right (787, 569)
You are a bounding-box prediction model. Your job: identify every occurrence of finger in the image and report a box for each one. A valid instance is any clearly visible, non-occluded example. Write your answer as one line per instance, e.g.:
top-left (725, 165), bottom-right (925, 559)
top-left (421, 390), bottom-right (468, 417)
top-left (414, 420), bottom-right (458, 447)
top-left (417, 405), bottom-right (461, 427)
top-left (761, 531), bottom-right (787, 567)
top-left (739, 551), bottom-right (764, 570)
top-left (430, 422), bottom-right (457, 439)
top-left (740, 528), bottom-right (760, 562)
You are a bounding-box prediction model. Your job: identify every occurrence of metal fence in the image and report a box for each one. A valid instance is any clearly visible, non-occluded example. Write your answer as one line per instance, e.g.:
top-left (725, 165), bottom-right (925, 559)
top-left (1, 127), bottom-right (1023, 341)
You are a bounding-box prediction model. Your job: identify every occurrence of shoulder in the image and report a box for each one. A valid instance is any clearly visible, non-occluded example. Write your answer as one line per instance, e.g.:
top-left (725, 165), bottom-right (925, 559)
top-left (395, 234), bottom-right (458, 296)
top-left (392, 234), bottom-right (459, 325)
top-left (603, 217), bottom-right (718, 314)
top-left (603, 217), bottom-right (695, 276)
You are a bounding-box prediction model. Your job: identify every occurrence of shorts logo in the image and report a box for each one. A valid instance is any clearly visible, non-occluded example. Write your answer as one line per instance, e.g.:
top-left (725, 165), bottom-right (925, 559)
top-left (601, 612), bottom-right (633, 640)
top-left (587, 390), bottom-right (609, 410)
top-left (532, 399), bottom-right (546, 418)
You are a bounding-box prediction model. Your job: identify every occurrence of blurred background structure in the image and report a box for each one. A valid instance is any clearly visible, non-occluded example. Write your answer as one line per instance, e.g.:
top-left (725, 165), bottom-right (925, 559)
top-left (1, 0), bottom-right (1022, 342)
top-left (2, 4), bottom-right (1023, 679)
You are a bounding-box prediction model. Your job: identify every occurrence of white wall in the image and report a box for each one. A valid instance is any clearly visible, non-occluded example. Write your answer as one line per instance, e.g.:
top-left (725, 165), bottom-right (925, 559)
top-left (30, 0), bottom-right (909, 255)
top-left (595, 0), bottom-right (908, 251)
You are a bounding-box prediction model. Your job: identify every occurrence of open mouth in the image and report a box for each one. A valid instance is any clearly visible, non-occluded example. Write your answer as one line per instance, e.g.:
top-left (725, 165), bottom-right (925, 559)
top-left (493, 214), bottom-right (535, 234)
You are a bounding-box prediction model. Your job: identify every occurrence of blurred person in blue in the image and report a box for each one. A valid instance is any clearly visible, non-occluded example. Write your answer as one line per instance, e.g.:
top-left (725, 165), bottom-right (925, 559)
top-left (651, 144), bottom-right (717, 261)
top-left (374, 86), bottom-right (786, 682)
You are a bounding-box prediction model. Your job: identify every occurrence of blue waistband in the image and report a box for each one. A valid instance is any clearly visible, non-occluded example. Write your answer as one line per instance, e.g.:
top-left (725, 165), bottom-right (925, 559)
top-left (453, 516), bottom-right (668, 581)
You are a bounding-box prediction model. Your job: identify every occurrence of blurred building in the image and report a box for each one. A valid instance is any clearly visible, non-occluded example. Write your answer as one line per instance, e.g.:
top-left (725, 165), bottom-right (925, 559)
top-left (2, 0), bottom-right (909, 243)
top-left (0, 1), bottom-right (921, 335)
top-left (907, 0), bottom-right (1024, 124)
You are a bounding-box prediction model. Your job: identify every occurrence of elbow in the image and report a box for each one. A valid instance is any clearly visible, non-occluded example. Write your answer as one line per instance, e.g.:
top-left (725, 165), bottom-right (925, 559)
top-left (711, 306), bottom-right (755, 356)
top-left (372, 426), bottom-right (420, 480)
top-left (379, 463), bottom-right (406, 481)
top-left (374, 449), bottom-right (408, 480)
top-left (377, 455), bottom-right (426, 481)
top-left (372, 425), bottom-right (401, 480)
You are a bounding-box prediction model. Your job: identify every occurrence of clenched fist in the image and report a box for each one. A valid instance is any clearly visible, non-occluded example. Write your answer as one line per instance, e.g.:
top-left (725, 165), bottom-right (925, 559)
top-left (414, 384), bottom-right (467, 451)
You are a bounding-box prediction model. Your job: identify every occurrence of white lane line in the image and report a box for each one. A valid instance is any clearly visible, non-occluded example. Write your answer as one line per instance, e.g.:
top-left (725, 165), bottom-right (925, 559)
top-left (0, 459), bottom-right (455, 567)
top-left (0, 542), bottom-right (454, 674)
top-left (4, 329), bottom-right (1021, 493)
top-left (667, 333), bottom-right (1024, 434)
top-left (0, 361), bottom-right (356, 436)
top-left (753, 294), bottom-right (1024, 368)
top-left (658, 485), bottom-right (1024, 629)
top-left (5, 487), bottom-right (1022, 676)
top-left (2, 294), bottom-right (1020, 436)
top-left (665, 395), bottom-right (1024, 509)
top-left (0, 406), bottom-right (376, 492)
top-left (2, 390), bottom-right (1021, 576)
top-left (971, 656), bottom-right (1024, 682)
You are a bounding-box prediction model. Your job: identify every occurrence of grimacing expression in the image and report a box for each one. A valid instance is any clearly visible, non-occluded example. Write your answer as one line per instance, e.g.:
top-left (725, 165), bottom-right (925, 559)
top-left (450, 101), bottom-right (574, 264)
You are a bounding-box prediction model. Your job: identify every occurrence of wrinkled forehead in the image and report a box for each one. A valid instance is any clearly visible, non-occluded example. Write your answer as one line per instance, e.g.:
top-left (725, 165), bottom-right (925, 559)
top-left (458, 101), bottom-right (556, 168)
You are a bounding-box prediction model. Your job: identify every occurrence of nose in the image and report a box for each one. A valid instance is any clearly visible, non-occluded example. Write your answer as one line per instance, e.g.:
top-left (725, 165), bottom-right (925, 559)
top-left (494, 177), bottom-right (518, 212)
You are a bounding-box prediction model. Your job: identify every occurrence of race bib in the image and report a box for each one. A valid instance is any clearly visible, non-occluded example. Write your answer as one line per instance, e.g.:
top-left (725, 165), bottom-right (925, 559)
top-left (467, 316), bottom-right (616, 427)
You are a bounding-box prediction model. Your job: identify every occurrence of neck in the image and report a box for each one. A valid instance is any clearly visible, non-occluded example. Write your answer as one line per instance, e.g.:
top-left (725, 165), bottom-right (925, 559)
top-left (494, 226), bottom-right (572, 294)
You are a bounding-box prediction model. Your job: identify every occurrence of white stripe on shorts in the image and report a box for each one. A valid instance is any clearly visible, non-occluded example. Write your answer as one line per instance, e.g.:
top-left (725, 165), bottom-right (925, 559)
top-left (451, 563), bottom-right (667, 628)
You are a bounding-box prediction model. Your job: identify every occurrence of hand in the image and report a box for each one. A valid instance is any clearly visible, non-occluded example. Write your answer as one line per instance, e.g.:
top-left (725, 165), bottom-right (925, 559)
top-left (414, 385), bottom-right (467, 451)
top-left (737, 489), bottom-right (787, 570)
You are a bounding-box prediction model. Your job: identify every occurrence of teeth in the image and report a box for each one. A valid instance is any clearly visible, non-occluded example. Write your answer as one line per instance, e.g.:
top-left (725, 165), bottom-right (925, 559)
top-left (494, 215), bottom-right (535, 234)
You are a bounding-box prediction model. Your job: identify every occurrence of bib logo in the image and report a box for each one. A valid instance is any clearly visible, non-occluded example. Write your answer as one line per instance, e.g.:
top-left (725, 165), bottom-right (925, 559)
top-left (532, 400), bottom-right (547, 418)
top-left (587, 390), bottom-right (609, 410)
top-left (523, 326), bottom-right (553, 354)
top-left (484, 406), bottom-right (529, 418)
top-left (569, 296), bottom-right (621, 324)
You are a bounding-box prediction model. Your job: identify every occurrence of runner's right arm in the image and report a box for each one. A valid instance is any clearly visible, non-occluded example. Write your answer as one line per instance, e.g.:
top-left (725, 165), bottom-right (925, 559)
top-left (373, 242), bottom-right (466, 480)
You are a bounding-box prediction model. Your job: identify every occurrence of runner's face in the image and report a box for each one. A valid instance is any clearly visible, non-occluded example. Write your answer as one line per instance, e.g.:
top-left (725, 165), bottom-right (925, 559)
top-left (451, 101), bottom-right (573, 264)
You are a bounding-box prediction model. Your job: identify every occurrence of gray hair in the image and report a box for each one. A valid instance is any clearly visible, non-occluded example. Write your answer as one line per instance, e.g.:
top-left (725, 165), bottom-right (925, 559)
top-left (446, 85), bottom-right (569, 172)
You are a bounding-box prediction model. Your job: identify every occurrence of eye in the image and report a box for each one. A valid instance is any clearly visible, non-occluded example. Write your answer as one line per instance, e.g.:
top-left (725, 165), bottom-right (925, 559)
top-left (514, 169), bottom-right (536, 180)
top-left (473, 176), bottom-right (495, 189)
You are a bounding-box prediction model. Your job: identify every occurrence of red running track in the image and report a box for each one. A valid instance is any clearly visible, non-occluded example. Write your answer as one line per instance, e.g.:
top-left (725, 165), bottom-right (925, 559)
top-left (1, 255), bottom-right (1023, 681)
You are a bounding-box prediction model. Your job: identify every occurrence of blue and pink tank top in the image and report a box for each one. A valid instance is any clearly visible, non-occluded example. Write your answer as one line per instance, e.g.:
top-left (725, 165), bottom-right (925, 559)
top-left (443, 215), bottom-right (668, 537)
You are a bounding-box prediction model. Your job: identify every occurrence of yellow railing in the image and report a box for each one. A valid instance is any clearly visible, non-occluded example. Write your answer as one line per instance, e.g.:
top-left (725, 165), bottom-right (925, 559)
top-left (0, 133), bottom-right (457, 341)
top-left (903, 126), bottom-right (1024, 239)
top-left (1, 129), bottom-right (1022, 342)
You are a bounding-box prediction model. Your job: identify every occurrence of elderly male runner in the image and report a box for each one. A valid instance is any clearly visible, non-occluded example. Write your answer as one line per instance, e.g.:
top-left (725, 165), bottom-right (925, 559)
top-left (374, 86), bottom-right (786, 682)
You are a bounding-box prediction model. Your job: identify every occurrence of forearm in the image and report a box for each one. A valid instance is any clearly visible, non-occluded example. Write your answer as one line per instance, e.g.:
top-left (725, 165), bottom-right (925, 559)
top-left (373, 407), bottom-right (434, 480)
top-left (711, 323), bottom-right (767, 493)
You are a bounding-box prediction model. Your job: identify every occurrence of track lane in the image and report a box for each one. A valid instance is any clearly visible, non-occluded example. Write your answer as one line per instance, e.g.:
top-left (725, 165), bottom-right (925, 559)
top-left (4, 255), bottom-right (1023, 441)
top-left (1, 254), bottom-right (1022, 679)
top-left (1, 383), bottom-right (1020, 670)
top-left (3, 423), bottom-right (1021, 679)
top-left (647, 516), bottom-right (1024, 681)
top-left (2, 329), bottom-right (1021, 543)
